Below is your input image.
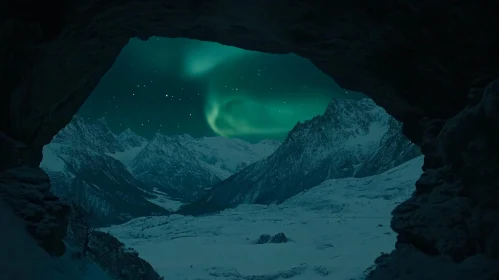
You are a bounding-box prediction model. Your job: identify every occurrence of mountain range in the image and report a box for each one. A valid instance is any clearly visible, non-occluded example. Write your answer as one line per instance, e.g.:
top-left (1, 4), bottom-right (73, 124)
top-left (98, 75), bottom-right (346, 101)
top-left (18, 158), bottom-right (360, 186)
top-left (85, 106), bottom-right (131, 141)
top-left (41, 98), bottom-right (420, 224)
top-left (41, 116), bottom-right (280, 225)
top-left (178, 98), bottom-right (421, 215)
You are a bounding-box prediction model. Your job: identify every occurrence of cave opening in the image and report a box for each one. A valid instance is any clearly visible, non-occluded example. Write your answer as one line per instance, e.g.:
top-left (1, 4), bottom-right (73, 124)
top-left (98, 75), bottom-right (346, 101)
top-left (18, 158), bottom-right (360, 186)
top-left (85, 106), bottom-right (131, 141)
top-left (1, 1), bottom-right (499, 280)
top-left (37, 37), bottom-right (419, 279)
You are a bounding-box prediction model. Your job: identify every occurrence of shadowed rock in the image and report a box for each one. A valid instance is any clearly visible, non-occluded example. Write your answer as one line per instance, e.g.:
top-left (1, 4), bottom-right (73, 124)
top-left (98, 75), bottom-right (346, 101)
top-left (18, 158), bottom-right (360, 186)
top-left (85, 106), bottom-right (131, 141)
top-left (270, 232), bottom-right (289, 244)
top-left (0, 167), bottom-right (69, 256)
top-left (255, 232), bottom-right (289, 244)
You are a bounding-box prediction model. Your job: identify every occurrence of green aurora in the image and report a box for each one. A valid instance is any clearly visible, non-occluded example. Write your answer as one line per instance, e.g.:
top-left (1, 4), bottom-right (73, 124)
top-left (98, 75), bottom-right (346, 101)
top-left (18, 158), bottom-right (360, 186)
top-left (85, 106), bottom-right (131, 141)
top-left (79, 37), bottom-right (362, 141)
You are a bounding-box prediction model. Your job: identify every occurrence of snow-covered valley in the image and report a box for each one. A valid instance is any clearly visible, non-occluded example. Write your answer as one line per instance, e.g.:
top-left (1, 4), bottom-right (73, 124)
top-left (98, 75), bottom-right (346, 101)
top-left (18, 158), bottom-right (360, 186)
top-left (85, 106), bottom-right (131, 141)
top-left (104, 156), bottom-right (424, 280)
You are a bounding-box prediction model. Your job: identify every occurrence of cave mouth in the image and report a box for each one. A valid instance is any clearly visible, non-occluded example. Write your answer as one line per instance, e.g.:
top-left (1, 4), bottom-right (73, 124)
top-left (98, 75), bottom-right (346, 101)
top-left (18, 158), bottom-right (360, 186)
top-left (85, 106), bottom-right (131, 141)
top-left (37, 37), bottom-right (422, 279)
top-left (2, 1), bottom-right (499, 279)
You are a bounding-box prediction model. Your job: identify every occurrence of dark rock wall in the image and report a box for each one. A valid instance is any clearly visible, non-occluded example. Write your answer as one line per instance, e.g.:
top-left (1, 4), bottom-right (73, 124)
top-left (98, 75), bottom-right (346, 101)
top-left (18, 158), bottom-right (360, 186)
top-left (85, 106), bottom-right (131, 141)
top-left (367, 81), bottom-right (499, 279)
top-left (0, 167), bottom-right (69, 256)
top-left (1, 0), bottom-right (499, 276)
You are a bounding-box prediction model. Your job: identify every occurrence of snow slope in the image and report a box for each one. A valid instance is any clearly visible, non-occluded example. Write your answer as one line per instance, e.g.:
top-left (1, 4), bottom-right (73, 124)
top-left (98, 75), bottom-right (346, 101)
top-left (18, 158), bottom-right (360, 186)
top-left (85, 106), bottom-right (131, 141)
top-left (104, 156), bottom-right (424, 280)
top-left (0, 198), bottom-right (111, 280)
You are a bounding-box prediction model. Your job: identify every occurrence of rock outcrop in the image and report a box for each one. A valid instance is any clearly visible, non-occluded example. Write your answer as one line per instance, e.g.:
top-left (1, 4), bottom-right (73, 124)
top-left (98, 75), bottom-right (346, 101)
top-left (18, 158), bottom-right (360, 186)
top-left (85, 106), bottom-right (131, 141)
top-left (255, 233), bottom-right (289, 244)
top-left (1, 1), bottom-right (499, 277)
top-left (366, 80), bottom-right (499, 279)
top-left (0, 167), bottom-right (69, 256)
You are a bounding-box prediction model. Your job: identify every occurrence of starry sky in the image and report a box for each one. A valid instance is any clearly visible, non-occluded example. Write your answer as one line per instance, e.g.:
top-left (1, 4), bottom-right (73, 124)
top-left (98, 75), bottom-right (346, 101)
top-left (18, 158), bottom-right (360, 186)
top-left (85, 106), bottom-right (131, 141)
top-left (78, 37), bottom-right (363, 142)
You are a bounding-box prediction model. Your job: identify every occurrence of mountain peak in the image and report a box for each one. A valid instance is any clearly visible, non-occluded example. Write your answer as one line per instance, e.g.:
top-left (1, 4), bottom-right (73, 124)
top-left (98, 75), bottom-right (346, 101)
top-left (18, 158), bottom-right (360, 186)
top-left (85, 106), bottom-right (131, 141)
top-left (189, 98), bottom-right (420, 211)
top-left (95, 117), bottom-right (110, 128)
top-left (118, 128), bottom-right (147, 148)
top-left (174, 134), bottom-right (194, 142)
top-left (122, 127), bottom-right (133, 134)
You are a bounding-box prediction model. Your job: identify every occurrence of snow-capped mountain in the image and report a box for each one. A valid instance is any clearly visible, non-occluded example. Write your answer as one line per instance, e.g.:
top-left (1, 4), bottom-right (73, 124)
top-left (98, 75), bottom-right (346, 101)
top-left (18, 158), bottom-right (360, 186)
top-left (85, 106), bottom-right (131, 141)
top-left (50, 117), bottom-right (133, 154)
top-left (180, 98), bottom-right (420, 214)
top-left (104, 156), bottom-right (424, 280)
top-left (128, 133), bottom-right (282, 201)
top-left (184, 136), bottom-right (282, 179)
top-left (41, 116), bottom-right (281, 223)
top-left (117, 128), bottom-right (148, 149)
top-left (128, 133), bottom-right (222, 202)
top-left (354, 117), bottom-right (421, 177)
top-left (42, 118), bottom-right (167, 226)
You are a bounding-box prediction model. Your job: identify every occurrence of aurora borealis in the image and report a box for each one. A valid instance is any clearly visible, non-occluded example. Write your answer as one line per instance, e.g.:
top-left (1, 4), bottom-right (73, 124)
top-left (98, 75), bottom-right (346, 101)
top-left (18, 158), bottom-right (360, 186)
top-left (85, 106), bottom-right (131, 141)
top-left (78, 37), bottom-right (362, 142)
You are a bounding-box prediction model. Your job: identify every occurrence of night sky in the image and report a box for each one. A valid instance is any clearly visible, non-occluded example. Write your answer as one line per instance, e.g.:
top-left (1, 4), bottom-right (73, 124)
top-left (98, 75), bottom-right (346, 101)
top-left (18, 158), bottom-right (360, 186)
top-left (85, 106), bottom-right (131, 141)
top-left (78, 37), bottom-right (362, 142)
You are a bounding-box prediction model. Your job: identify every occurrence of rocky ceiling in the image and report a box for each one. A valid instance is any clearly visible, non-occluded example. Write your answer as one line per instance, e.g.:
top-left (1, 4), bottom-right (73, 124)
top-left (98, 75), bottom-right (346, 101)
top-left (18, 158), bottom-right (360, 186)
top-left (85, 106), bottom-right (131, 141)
top-left (1, 0), bottom-right (499, 279)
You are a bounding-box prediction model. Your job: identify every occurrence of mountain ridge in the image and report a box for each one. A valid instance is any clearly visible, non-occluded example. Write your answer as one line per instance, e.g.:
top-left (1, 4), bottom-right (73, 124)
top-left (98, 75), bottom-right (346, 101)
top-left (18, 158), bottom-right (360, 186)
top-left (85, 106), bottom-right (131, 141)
top-left (41, 116), bottom-right (281, 224)
top-left (178, 98), bottom-right (421, 215)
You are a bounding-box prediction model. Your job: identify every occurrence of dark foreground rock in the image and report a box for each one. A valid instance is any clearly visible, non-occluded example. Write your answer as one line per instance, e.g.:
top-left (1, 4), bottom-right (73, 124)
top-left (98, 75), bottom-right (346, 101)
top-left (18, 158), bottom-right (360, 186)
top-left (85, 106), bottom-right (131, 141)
top-left (0, 167), bottom-right (69, 256)
top-left (66, 204), bottom-right (164, 280)
top-left (366, 81), bottom-right (499, 279)
top-left (87, 231), bottom-right (164, 280)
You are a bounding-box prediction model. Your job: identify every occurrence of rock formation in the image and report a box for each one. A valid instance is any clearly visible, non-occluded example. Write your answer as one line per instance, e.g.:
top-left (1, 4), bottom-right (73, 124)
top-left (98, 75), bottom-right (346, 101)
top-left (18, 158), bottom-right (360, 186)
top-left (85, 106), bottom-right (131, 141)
top-left (255, 233), bottom-right (289, 244)
top-left (1, 1), bottom-right (499, 278)
top-left (366, 80), bottom-right (499, 279)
